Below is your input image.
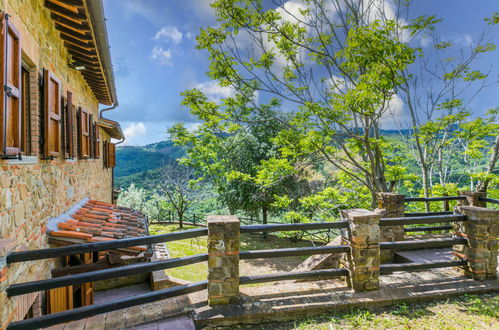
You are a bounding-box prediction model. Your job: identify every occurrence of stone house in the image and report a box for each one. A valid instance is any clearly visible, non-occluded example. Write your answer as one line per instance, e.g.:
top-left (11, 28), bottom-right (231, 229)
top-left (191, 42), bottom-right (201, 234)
top-left (0, 0), bottom-right (128, 326)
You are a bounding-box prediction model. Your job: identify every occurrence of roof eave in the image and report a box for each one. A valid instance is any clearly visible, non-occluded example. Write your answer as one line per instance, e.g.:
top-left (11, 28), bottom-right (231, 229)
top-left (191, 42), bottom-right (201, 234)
top-left (85, 0), bottom-right (118, 106)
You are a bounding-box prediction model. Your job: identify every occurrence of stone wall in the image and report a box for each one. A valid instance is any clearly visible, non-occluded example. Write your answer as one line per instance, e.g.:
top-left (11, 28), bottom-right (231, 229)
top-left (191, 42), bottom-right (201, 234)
top-left (374, 193), bottom-right (405, 263)
top-left (0, 0), bottom-right (115, 326)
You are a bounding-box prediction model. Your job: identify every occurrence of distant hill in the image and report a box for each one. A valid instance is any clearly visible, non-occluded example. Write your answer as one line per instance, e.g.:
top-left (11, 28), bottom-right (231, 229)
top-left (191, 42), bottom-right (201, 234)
top-left (114, 129), bottom-right (414, 188)
top-left (115, 140), bottom-right (186, 188)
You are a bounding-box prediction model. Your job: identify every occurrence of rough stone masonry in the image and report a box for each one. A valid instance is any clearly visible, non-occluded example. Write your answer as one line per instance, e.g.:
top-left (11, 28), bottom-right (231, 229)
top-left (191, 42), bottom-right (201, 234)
top-left (341, 209), bottom-right (381, 291)
top-left (207, 215), bottom-right (240, 305)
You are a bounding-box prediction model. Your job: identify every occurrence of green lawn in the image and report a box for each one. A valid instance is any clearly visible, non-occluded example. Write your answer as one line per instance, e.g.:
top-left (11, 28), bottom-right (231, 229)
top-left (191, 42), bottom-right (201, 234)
top-left (232, 294), bottom-right (498, 329)
top-left (148, 224), bottom-right (316, 282)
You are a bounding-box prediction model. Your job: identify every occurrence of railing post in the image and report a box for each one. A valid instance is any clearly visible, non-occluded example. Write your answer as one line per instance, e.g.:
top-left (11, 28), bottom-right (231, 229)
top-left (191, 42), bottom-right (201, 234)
top-left (207, 215), bottom-right (240, 305)
top-left (341, 209), bottom-right (380, 291)
top-left (375, 193), bottom-right (405, 262)
top-left (458, 191), bottom-right (487, 207)
top-left (454, 206), bottom-right (498, 280)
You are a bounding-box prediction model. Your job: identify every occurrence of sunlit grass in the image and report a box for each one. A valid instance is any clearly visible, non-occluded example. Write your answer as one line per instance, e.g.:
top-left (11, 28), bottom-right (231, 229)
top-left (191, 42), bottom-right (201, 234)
top-left (148, 224), bottom-right (315, 282)
top-left (253, 294), bottom-right (499, 330)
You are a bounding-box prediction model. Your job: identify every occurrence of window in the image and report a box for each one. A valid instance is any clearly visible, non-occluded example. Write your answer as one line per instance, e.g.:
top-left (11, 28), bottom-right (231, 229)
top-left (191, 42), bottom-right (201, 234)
top-left (78, 108), bottom-right (90, 158)
top-left (0, 15), bottom-right (22, 156)
top-left (62, 91), bottom-right (75, 158)
top-left (94, 123), bottom-right (100, 158)
top-left (43, 69), bottom-right (61, 157)
top-left (90, 120), bottom-right (100, 159)
top-left (21, 65), bottom-right (31, 154)
top-left (88, 114), bottom-right (94, 157)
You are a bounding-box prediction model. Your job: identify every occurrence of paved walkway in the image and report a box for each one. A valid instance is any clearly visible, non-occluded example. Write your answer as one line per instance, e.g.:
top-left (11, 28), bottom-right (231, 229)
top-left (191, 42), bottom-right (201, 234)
top-left (44, 261), bottom-right (499, 329)
top-left (193, 265), bottom-right (499, 328)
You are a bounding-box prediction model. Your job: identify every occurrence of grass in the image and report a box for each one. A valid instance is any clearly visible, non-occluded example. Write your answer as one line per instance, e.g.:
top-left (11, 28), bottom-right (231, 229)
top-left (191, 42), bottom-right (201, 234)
top-left (229, 294), bottom-right (498, 329)
top-left (148, 224), bottom-right (317, 283)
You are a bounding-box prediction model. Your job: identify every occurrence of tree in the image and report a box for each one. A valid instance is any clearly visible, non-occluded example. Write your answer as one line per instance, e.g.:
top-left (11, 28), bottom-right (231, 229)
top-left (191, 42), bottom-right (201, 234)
top-left (154, 164), bottom-right (205, 228)
top-left (398, 12), bottom-right (498, 200)
top-left (177, 0), bottom-right (427, 206)
top-left (117, 183), bottom-right (160, 222)
top-left (171, 109), bottom-right (309, 231)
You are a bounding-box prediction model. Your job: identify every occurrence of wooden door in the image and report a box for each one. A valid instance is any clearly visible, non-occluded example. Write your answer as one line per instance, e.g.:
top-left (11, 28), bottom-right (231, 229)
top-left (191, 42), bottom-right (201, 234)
top-left (81, 253), bottom-right (94, 306)
top-left (46, 286), bottom-right (73, 314)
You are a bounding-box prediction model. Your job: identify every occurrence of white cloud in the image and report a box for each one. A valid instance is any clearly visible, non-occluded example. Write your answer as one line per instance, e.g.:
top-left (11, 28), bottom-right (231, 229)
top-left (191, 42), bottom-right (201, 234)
top-left (150, 46), bottom-right (173, 65)
top-left (154, 26), bottom-right (183, 44)
top-left (194, 80), bottom-right (236, 103)
top-left (123, 122), bottom-right (147, 145)
top-left (380, 93), bottom-right (405, 128)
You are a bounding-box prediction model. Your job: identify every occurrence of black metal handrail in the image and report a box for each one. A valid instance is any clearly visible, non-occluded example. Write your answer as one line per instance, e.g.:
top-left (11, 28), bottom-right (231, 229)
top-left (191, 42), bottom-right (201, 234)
top-left (7, 281), bottom-right (208, 330)
top-left (404, 196), bottom-right (466, 202)
top-left (404, 211), bottom-right (454, 217)
top-left (239, 245), bottom-right (349, 260)
top-left (380, 237), bottom-right (467, 250)
top-left (240, 268), bottom-right (349, 284)
top-left (240, 221), bottom-right (348, 233)
top-left (380, 260), bottom-right (467, 274)
top-left (478, 197), bottom-right (499, 204)
top-left (7, 254), bottom-right (208, 297)
top-left (6, 228), bottom-right (208, 264)
top-left (379, 214), bottom-right (466, 226)
top-left (404, 225), bottom-right (453, 233)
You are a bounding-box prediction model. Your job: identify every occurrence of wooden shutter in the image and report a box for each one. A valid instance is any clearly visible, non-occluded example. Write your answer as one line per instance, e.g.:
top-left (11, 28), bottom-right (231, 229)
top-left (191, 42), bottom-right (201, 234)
top-left (107, 142), bottom-right (116, 168)
top-left (65, 91), bottom-right (74, 158)
top-left (43, 69), bottom-right (61, 157)
top-left (79, 108), bottom-right (89, 158)
top-left (0, 14), bottom-right (22, 155)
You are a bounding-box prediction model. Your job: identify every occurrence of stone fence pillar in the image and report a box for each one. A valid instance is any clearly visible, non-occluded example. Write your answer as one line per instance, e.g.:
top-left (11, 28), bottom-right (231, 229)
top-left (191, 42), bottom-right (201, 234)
top-left (207, 215), bottom-right (240, 305)
top-left (374, 193), bottom-right (405, 262)
top-left (341, 209), bottom-right (380, 291)
top-left (453, 206), bottom-right (498, 280)
top-left (458, 191), bottom-right (487, 208)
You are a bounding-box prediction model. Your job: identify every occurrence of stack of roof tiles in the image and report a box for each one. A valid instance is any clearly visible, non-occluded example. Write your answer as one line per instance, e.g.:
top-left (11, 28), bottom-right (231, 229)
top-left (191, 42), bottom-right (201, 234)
top-left (48, 200), bottom-right (148, 254)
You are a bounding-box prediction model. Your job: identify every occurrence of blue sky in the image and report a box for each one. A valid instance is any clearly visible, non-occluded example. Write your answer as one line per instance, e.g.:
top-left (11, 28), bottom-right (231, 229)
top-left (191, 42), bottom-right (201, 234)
top-left (101, 0), bottom-right (499, 146)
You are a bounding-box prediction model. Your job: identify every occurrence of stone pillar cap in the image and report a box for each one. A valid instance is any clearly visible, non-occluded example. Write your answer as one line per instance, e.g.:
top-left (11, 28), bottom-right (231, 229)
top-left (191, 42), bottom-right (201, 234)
top-left (207, 215), bottom-right (240, 223)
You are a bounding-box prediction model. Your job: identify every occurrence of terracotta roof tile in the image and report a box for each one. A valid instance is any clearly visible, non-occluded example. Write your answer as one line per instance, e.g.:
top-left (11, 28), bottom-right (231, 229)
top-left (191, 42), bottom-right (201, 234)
top-left (48, 200), bottom-right (149, 255)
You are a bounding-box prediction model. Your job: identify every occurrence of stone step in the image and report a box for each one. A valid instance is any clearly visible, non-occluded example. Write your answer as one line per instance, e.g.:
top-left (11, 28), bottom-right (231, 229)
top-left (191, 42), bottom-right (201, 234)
top-left (131, 316), bottom-right (196, 330)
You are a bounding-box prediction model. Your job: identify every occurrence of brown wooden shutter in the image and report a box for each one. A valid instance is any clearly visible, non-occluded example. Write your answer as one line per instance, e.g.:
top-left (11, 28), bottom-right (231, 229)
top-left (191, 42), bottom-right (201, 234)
top-left (65, 91), bottom-right (74, 158)
top-left (43, 69), bottom-right (61, 157)
top-left (0, 14), bottom-right (22, 155)
top-left (79, 108), bottom-right (89, 158)
top-left (107, 142), bottom-right (116, 168)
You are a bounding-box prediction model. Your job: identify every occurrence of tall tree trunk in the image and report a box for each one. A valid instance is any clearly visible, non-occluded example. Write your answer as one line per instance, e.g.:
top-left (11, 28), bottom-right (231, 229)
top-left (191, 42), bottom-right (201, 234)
top-left (422, 165), bottom-right (431, 212)
top-left (477, 135), bottom-right (499, 192)
top-left (262, 206), bottom-right (268, 240)
top-left (178, 212), bottom-right (184, 229)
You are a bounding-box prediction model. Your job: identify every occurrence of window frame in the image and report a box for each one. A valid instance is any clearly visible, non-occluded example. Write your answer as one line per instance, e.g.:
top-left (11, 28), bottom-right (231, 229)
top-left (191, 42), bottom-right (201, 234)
top-left (21, 64), bottom-right (31, 155)
top-left (62, 91), bottom-right (74, 159)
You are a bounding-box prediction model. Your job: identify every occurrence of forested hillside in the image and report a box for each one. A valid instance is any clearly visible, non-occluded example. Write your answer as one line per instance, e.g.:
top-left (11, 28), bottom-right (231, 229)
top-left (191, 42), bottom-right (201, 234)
top-left (115, 141), bottom-right (185, 188)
